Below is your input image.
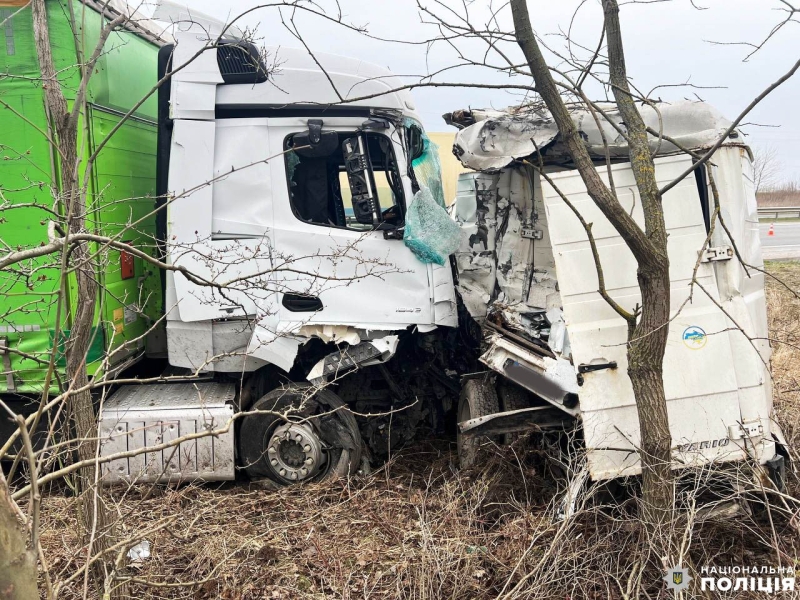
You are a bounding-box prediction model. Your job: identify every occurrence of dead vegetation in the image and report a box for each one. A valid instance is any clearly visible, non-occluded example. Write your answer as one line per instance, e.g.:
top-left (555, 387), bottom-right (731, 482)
top-left (30, 261), bottom-right (800, 600)
top-left (758, 183), bottom-right (800, 207)
top-left (766, 260), bottom-right (800, 455)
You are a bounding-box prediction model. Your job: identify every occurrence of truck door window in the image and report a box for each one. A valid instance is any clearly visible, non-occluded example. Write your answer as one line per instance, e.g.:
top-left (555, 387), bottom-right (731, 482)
top-left (285, 132), bottom-right (404, 231)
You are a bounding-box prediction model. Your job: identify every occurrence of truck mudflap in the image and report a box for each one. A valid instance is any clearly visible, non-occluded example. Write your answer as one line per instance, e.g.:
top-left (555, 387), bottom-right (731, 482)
top-left (479, 334), bottom-right (580, 417)
top-left (98, 382), bottom-right (235, 484)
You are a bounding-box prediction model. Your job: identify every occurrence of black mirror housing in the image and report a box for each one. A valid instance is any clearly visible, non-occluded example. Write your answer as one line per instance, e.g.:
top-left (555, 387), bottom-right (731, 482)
top-left (408, 124), bottom-right (425, 161)
top-left (291, 130), bottom-right (339, 158)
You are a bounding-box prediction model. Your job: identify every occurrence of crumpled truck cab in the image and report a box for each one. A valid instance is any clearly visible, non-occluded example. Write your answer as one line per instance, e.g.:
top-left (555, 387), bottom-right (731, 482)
top-left (449, 100), bottom-right (783, 481)
top-left (158, 26), bottom-right (457, 377)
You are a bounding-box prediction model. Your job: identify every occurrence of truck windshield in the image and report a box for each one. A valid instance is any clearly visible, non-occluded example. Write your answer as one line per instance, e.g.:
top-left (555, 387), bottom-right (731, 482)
top-left (285, 132), bottom-right (405, 231)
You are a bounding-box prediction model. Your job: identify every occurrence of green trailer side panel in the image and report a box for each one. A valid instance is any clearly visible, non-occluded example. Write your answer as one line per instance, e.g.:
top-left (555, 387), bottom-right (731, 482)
top-left (0, 1), bottom-right (161, 393)
top-left (88, 107), bottom-right (161, 364)
top-left (45, 0), bottom-right (159, 120)
top-left (0, 5), bottom-right (63, 393)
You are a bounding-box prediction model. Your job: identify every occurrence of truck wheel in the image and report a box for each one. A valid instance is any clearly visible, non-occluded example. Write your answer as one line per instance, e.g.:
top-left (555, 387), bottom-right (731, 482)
top-left (457, 378), bottom-right (500, 469)
top-left (238, 386), bottom-right (361, 484)
top-left (497, 382), bottom-right (530, 444)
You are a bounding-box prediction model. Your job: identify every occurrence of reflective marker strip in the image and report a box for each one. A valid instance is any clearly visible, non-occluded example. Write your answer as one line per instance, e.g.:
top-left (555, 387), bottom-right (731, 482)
top-left (0, 325), bottom-right (42, 333)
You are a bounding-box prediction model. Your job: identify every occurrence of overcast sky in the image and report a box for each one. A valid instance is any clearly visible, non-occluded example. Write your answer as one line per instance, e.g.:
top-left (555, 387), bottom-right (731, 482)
top-left (172, 0), bottom-right (799, 183)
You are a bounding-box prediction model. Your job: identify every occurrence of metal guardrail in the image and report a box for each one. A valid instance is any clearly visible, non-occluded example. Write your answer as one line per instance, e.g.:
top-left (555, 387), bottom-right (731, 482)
top-left (757, 206), bottom-right (800, 219)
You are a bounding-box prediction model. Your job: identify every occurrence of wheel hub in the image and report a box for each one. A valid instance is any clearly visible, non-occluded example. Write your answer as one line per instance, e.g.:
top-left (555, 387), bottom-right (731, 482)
top-left (267, 422), bottom-right (324, 482)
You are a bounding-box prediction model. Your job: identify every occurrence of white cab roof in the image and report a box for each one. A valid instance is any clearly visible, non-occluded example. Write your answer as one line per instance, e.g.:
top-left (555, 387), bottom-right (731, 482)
top-left (215, 46), bottom-right (420, 120)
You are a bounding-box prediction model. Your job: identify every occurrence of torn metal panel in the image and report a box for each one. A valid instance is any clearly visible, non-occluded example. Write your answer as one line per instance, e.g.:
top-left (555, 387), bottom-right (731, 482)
top-left (454, 173), bottom-right (499, 318)
top-left (247, 313), bottom-right (304, 373)
top-left (249, 317), bottom-right (403, 377)
top-left (364, 334), bottom-right (400, 362)
top-left (306, 335), bottom-right (399, 383)
top-left (480, 335), bottom-right (579, 416)
top-left (449, 101), bottom-right (735, 171)
top-left (297, 325), bottom-right (362, 346)
top-left (453, 170), bottom-right (565, 355)
top-left (493, 168), bottom-right (534, 303)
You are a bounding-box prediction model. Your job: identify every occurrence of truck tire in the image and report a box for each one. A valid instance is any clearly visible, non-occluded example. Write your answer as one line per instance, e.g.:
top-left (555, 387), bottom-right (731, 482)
top-left (457, 378), bottom-right (500, 469)
top-left (238, 386), bottom-right (361, 485)
top-left (497, 382), bottom-right (531, 444)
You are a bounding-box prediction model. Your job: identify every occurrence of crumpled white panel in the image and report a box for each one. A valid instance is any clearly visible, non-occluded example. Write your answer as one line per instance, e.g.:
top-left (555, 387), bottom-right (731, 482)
top-left (453, 101), bottom-right (734, 171)
top-left (247, 312), bottom-right (304, 373)
top-left (168, 30), bottom-right (224, 120)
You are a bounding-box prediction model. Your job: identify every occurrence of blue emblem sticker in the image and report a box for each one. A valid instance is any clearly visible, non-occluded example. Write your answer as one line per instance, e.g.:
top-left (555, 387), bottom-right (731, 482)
top-left (682, 326), bottom-right (707, 349)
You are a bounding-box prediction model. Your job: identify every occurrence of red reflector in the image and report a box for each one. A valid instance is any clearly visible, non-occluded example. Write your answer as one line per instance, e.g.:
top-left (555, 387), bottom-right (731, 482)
top-left (120, 242), bottom-right (134, 280)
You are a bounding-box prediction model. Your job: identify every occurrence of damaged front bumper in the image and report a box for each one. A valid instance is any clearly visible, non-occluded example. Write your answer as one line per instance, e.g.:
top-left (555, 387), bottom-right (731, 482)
top-left (306, 335), bottom-right (399, 385)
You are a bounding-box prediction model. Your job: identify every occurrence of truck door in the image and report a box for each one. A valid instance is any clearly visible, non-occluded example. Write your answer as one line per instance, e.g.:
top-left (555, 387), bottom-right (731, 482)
top-left (166, 118), bottom-right (274, 323)
top-left (540, 153), bottom-right (771, 480)
top-left (265, 117), bottom-right (442, 330)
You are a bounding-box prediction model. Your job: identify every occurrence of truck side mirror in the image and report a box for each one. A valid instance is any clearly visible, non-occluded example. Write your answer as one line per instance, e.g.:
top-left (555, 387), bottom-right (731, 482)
top-left (342, 135), bottom-right (381, 225)
top-left (407, 124), bottom-right (425, 161)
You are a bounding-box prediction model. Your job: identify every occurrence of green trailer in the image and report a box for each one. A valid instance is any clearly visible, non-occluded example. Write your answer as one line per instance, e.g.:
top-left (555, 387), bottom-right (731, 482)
top-left (0, 0), bottom-right (164, 401)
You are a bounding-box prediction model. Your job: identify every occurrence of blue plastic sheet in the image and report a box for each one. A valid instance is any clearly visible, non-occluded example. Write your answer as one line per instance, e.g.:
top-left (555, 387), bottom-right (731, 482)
top-left (404, 186), bottom-right (462, 265)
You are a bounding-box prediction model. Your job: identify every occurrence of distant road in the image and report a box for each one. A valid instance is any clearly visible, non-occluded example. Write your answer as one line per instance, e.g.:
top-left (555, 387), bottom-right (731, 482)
top-left (760, 222), bottom-right (800, 260)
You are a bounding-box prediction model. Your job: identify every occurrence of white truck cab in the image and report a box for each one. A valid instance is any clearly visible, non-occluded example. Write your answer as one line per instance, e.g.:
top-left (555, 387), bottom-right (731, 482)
top-left (101, 24), bottom-right (464, 486)
top-left (159, 30), bottom-right (456, 376)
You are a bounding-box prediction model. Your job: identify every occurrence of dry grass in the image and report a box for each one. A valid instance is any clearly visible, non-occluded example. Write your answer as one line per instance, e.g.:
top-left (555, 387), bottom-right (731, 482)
top-left (758, 183), bottom-right (800, 207)
top-left (35, 262), bottom-right (800, 599)
top-left (40, 447), bottom-right (560, 599)
top-left (766, 260), bottom-right (800, 452)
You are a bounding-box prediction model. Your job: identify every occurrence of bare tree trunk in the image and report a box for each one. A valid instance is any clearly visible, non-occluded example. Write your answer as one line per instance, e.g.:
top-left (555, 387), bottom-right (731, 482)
top-left (602, 0), bottom-right (673, 529)
top-left (30, 0), bottom-right (111, 584)
top-left (509, 0), bottom-right (674, 530)
top-left (0, 470), bottom-right (37, 600)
